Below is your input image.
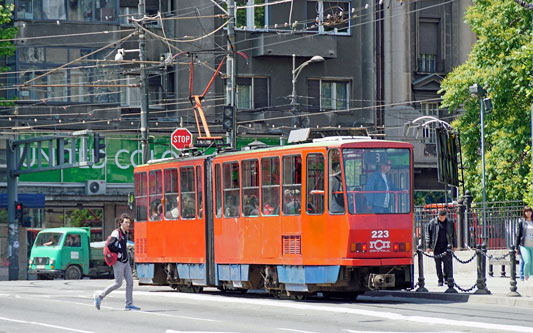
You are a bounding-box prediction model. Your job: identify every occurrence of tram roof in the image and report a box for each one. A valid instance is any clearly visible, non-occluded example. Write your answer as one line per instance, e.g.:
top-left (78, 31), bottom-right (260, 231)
top-left (140, 137), bottom-right (412, 167)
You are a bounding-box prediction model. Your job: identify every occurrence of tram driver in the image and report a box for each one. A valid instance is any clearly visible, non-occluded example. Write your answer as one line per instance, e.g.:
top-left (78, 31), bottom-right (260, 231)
top-left (365, 160), bottom-right (401, 213)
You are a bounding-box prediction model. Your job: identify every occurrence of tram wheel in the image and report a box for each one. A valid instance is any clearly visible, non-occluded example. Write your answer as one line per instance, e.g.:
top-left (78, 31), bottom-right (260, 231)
top-left (191, 286), bottom-right (203, 293)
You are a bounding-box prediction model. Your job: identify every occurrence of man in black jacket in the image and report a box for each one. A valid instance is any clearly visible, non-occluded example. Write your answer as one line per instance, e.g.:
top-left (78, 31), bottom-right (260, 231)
top-left (425, 209), bottom-right (456, 286)
top-left (94, 214), bottom-right (140, 311)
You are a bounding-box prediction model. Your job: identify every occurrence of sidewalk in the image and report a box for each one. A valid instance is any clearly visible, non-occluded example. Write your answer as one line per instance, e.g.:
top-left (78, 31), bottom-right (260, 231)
top-left (366, 250), bottom-right (533, 308)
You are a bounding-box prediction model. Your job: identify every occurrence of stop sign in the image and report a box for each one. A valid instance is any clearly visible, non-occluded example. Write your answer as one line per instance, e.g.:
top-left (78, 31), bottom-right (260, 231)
top-left (171, 128), bottom-right (193, 149)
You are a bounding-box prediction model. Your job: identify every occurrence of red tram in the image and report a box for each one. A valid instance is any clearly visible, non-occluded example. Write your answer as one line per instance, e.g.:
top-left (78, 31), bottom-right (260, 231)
top-left (133, 136), bottom-right (414, 298)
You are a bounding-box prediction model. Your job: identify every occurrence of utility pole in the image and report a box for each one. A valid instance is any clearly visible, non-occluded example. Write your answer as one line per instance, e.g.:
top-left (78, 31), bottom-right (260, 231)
top-left (226, 0), bottom-right (237, 149)
top-left (138, 0), bottom-right (150, 164)
top-left (6, 141), bottom-right (18, 280)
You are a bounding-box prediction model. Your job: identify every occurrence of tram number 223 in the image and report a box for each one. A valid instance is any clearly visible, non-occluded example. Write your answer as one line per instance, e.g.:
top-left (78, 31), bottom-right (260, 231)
top-left (371, 230), bottom-right (389, 239)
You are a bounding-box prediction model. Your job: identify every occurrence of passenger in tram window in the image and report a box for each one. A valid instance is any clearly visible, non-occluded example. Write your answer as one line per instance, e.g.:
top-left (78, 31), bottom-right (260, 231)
top-left (182, 196), bottom-right (196, 218)
top-left (243, 194), bottom-right (259, 216)
top-left (263, 201), bottom-right (275, 215)
top-left (165, 196), bottom-right (179, 219)
top-left (329, 162), bottom-right (345, 213)
top-left (225, 194), bottom-right (239, 217)
top-left (284, 189), bottom-right (301, 215)
top-left (151, 202), bottom-right (163, 221)
top-left (365, 160), bottom-right (400, 213)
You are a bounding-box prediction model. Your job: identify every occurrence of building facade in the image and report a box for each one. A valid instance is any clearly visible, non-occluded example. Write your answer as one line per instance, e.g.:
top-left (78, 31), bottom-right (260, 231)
top-left (0, 0), bottom-right (475, 279)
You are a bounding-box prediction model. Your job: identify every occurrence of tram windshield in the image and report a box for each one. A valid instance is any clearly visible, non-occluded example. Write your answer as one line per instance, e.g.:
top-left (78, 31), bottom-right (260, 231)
top-left (342, 148), bottom-right (411, 214)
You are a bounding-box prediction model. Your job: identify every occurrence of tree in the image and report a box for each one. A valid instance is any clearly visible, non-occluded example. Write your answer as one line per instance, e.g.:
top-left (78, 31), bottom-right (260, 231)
top-left (0, 4), bottom-right (17, 105)
top-left (440, 0), bottom-right (532, 204)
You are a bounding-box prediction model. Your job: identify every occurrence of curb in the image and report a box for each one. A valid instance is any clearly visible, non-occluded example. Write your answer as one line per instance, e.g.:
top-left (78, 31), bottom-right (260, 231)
top-left (364, 290), bottom-right (533, 308)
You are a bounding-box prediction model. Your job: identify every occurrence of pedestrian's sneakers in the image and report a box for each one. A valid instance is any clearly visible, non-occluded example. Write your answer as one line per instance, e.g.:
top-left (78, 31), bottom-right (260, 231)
top-left (125, 304), bottom-right (141, 311)
top-left (437, 281), bottom-right (444, 287)
top-left (94, 295), bottom-right (101, 311)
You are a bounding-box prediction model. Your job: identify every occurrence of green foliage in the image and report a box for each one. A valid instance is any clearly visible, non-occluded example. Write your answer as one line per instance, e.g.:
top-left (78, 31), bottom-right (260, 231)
top-left (0, 4), bottom-right (16, 57)
top-left (65, 209), bottom-right (103, 228)
top-left (440, 0), bottom-right (533, 204)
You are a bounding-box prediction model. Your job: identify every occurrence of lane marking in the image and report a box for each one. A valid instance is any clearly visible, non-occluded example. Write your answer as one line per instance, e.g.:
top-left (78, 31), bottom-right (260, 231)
top-left (134, 291), bottom-right (533, 333)
top-left (0, 316), bottom-right (95, 333)
top-left (165, 331), bottom-right (237, 333)
top-left (345, 331), bottom-right (464, 333)
top-left (279, 328), bottom-right (319, 333)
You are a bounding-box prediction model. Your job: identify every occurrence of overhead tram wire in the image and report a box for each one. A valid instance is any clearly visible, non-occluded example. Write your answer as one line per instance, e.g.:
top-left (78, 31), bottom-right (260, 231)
top-left (4, 96), bottom-right (442, 134)
top-left (4, 0), bottom-right (456, 131)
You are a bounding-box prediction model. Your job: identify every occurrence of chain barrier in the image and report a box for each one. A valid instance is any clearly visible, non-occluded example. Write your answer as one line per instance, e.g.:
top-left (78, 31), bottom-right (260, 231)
top-left (482, 251), bottom-right (511, 261)
top-left (421, 250), bottom-right (449, 259)
top-left (454, 282), bottom-right (478, 293)
top-left (417, 247), bottom-right (486, 294)
top-left (451, 251), bottom-right (477, 264)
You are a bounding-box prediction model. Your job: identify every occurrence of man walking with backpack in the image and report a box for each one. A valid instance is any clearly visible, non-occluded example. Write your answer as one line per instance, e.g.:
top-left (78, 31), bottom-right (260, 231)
top-left (94, 213), bottom-right (140, 311)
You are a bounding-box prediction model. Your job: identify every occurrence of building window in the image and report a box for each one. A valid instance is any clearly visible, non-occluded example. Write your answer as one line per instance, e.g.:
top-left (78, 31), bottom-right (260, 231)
top-left (307, 0), bottom-right (350, 35)
top-left (120, 1), bottom-right (168, 27)
top-left (308, 79), bottom-right (350, 111)
top-left (236, 0), bottom-right (266, 30)
top-left (226, 77), bottom-right (269, 110)
top-left (16, 0), bottom-right (118, 22)
top-left (422, 102), bottom-right (439, 145)
top-left (121, 76), bottom-right (141, 108)
top-left (17, 47), bottom-right (119, 104)
top-left (418, 18), bottom-right (441, 73)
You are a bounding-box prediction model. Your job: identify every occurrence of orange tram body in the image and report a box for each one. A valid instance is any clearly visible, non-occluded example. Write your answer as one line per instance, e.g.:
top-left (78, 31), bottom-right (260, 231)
top-left (133, 137), bottom-right (414, 298)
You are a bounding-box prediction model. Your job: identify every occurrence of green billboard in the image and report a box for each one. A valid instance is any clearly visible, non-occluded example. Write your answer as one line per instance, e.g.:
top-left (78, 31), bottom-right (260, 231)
top-left (18, 133), bottom-right (282, 184)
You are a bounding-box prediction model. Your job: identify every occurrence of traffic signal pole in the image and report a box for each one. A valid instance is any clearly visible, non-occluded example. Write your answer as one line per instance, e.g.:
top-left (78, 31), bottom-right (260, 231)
top-left (6, 141), bottom-right (19, 280)
top-left (138, 0), bottom-right (150, 164)
top-left (226, 0), bottom-right (237, 149)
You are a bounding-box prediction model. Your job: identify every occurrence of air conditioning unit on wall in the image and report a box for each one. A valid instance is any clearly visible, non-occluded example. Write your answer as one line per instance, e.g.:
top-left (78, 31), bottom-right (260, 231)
top-left (86, 180), bottom-right (106, 195)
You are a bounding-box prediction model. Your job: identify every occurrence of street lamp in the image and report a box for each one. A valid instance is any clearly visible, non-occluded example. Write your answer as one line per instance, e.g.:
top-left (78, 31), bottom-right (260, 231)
top-left (469, 83), bottom-right (492, 243)
top-left (291, 54), bottom-right (324, 127)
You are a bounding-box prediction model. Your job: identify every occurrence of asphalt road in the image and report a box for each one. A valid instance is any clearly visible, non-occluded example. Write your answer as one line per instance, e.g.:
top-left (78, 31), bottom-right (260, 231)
top-left (0, 279), bottom-right (532, 333)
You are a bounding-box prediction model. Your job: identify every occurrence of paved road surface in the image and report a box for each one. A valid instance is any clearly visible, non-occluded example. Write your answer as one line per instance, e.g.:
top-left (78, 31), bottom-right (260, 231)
top-left (0, 279), bottom-right (533, 333)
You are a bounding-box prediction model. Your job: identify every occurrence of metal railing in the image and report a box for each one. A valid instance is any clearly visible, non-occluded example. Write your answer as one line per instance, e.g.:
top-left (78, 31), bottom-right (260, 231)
top-left (414, 200), bottom-right (524, 250)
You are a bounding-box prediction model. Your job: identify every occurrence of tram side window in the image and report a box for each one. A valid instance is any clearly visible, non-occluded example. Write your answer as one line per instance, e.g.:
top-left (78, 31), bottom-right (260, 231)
top-left (164, 168), bottom-right (179, 220)
top-left (215, 164), bottom-right (222, 218)
top-left (180, 167), bottom-right (196, 219)
top-left (282, 155), bottom-right (302, 215)
top-left (134, 172), bottom-right (148, 222)
top-left (196, 165), bottom-right (203, 219)
top-left (242, 159), bottom-right (259, 217)
top-left (149, 170), bottom-right (163, 221)
top-left (328, 149), bottom-right (345, 214)
top-left (261, 157), bottom-right (280, 216)
top-left (306, 153), bottom-right (325, 214)
top-left (223, 161), bottom-right (240, 218)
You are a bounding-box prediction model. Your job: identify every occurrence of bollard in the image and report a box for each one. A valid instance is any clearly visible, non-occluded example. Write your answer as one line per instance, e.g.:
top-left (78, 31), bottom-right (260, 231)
top-left (416, 245), bottom-right (428, 292)
top-left (507, 246), bottom-right (520, 297)
top-left (474, 244), bottom-right (491, 294)
top-left (444, 245), bottom-right (458, 293)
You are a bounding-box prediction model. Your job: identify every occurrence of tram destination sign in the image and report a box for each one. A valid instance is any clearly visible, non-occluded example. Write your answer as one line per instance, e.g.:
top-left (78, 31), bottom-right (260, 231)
top-left (171, 128), bottom-right (193, 150)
